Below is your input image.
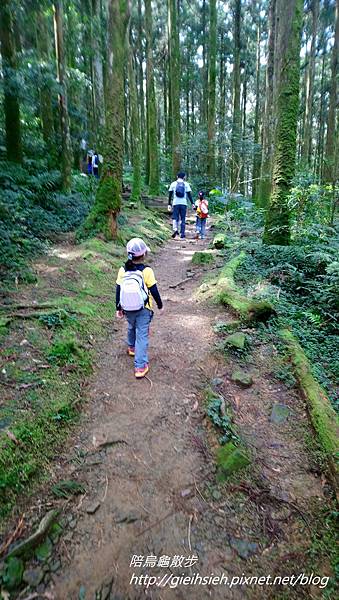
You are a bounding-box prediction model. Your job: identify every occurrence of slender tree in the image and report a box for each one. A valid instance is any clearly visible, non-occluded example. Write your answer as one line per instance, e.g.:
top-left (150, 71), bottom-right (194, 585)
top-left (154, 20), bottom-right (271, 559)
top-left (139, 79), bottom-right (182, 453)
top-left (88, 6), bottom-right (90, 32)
top-left (85, 0), bottom-right (130, 238)
top-left (323, 0), bottom-right (339, 183)
top-left (168, 0), bottom-right (181, 177)
top-left (53, 0), bottom-right (73, 191)
top-left (137, 0), bottom-right (146, 156)
top-left (302, 0), bottom-right (319, 164)
top-left (230, 0), bottom-right (242, 192)
top-left (145, 0), bottom-right (160, 194)
top-left (207, 0), bottom-right (217, 183)
top-left (128, 36), bottom-right (142, 202)
top-left (92, 0), bottom-right (105, 141)
top-left (240, 61), bottom-right (247, 197)
top-left (0, 0), bottom-right (23, 163)
top-left (263, 0), bottom-right (303, 245)
top-left (315, 43), bottom-right (327, 179)
top-left (258, 0), bottom-right (277, 205)
top-left (201, 0), bottom-right (208, 126)
top-left (252, 14), bottom-right (262, 201)
top-left (36, 6), bottom-right (57, 167)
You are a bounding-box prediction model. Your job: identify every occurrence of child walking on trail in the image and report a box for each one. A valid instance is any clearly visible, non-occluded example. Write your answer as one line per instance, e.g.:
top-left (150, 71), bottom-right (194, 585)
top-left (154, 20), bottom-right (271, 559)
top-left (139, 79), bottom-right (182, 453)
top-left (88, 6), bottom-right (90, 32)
top-left (195, 191), bottom-right (209, 240)
top-left (116, 238), bottom-right (163, 379)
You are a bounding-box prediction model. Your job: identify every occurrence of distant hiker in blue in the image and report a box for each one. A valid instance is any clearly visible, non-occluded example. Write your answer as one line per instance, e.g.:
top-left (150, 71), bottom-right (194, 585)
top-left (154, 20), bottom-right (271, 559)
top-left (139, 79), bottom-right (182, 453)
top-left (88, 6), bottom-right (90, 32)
top-left (92, 151), bottom-right (99, 179)
top-left (87, 152), bottom-right (93, 175)
top-left (168, 171), bottom-right (195, 239)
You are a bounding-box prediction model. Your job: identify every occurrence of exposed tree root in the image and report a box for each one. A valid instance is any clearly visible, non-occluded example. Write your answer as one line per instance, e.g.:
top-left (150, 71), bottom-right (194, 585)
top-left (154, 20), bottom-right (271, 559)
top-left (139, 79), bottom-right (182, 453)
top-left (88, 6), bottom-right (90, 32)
top-left (215, 252), bottom-right (275, 322)
top-left (280, 328), bottom-right (339, 496)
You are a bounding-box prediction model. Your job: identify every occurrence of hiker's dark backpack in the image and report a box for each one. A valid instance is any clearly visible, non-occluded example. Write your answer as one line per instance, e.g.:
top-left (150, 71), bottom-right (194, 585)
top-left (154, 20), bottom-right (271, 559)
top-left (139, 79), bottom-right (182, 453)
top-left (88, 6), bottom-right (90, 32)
top-left (175, 181), bottom-right (185, 198)
top-left (93, 154), bottom-right (99, 168)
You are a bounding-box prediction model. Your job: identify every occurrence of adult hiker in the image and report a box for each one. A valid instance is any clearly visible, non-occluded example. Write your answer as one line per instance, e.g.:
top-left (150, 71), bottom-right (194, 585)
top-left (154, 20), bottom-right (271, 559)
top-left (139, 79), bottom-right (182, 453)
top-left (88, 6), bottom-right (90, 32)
top-left (92, 151), bottom-right (99, 179)
top-left (168, 171), bottom-right (195, 239)
top-left (87, 151), bottom-right (93, 176)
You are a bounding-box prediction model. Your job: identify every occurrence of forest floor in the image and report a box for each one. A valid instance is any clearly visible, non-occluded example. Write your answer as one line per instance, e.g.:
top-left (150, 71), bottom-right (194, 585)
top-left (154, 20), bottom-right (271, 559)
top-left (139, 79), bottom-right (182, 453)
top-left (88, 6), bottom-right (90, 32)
top-left (0, 216), bottom-right (336, 600)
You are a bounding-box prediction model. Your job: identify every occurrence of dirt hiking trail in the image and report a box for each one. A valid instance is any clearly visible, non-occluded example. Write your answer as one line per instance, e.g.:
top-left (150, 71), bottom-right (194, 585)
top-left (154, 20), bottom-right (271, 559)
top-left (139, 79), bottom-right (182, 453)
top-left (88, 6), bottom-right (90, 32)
top-left (41, 221), bottom-right (330, 600)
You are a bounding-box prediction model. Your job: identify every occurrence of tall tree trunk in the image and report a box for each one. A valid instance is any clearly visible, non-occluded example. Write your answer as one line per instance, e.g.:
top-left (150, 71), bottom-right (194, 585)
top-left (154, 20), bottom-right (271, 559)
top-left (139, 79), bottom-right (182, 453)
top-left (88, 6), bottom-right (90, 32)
top-left (323, 0), bottom-right (339, 183)
top-left (315, 49), bottom-right (327, 180)
top-left (137, 0), bottom-right (146, 158)
top-left (168, 0), bottom-right (181, 177)
top-left (263, 0), bottom-right (303, 245)
top-left (258, 0), bottom-right (276, 206)
top-left (53, 1), bottom-right (73, 191)
top-left (252, 17), bottom-right (262, 201)
top-left (128, 38), bottom-right (142, 202)
top-left (36, 8), bottom-right (57, 167)
top-left (92, 0), bottom-right (105, 144)
top-left (0, 0), bottom-right (22, 163)
top-left (202, 0), bottom-right (208, 127)
top-left (145, 0), bottom-right (159, 194)
top-left (86, 0), bottom-right (130, 239)
top-left (218, 30), bottom-right (226, 183)
top-left (191, 84), bottom-right (195, 136)
top-left (230, 0), bottom-right (242, 192)
top-left (164, 54), bottom-right (170, 150)
top-left (124, 74), bottom-right (130, 161)
top-left (240, 65), bottom-right (247, 196)
top-left (302, 0), bottom-right (319, 164)
top-left (207, 0), bottom-right (217, 184)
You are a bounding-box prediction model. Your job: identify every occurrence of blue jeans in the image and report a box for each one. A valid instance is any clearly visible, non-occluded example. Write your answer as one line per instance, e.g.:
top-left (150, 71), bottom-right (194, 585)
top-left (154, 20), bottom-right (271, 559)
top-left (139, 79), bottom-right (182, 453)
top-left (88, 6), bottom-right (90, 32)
top-left (125, 308), bottom-right (153, 368)
top-left (173, 204), bottom-right (187, 237)
top-left (196, 217), bottom-right (207, 239)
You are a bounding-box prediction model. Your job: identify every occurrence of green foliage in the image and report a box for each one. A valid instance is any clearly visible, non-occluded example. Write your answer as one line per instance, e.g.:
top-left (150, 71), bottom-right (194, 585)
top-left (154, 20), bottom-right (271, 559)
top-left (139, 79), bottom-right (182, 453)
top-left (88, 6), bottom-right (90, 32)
top-left (38, 309), bottom-right (77, 329)
top-left (206, 393), bottom-right (239, 445)
top-left (1, 557), bottom-right (24, 590)
top-left (208, 190), bottom-right (227, 214)
top-left (192, 251), bottom-right (215, 265)
top-left (47, 337), bottom-right (91, 372)
top-left (0, 161), bottom-right (94, 281)
top-left (0, 388), bottom-right (77, 518)
top-left (288, 172), bottom-right (338, 240)
top-left (225, 203), bottom-right (338, 410)
top-left (51, 480), bottom-right (86, 498)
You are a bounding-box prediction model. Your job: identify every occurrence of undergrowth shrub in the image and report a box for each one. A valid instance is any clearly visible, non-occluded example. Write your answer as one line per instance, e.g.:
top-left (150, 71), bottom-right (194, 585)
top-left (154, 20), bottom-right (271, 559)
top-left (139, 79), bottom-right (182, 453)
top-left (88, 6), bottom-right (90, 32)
top-left (217, 193), bottom-right (339, 410)
top-left (0, 161), bottom-right (94, 282)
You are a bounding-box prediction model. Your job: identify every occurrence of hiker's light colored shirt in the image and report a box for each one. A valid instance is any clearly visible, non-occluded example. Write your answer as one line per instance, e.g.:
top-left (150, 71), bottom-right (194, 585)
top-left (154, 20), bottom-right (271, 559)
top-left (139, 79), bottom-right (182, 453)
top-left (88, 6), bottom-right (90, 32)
top-left (169, 179), bottom-right (192, 206)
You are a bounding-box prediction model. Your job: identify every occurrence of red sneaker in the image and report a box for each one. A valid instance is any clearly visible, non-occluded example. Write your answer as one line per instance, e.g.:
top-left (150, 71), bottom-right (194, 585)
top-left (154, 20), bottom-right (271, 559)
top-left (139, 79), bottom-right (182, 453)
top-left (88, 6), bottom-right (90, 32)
top-left (127, 347), bottom-right (135, 357)
top-left (135, 364), bottom-right (149, 379)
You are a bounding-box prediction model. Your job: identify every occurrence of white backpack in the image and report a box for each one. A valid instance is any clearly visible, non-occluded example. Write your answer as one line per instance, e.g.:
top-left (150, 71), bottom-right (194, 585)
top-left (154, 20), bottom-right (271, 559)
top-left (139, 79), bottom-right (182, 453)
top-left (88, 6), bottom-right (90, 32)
top-left (120, 270), bottom-right (148, 311)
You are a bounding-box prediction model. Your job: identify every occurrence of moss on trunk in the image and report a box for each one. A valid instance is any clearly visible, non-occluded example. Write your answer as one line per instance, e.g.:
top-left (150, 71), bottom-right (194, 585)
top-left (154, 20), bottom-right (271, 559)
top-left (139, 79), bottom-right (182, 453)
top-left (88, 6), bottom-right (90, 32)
top-left (263, 0), bottom-right (303, 245)
top-left (84, 0), bottom-right (130, 239)
top-left (145, 0), bottom-right (159, 196)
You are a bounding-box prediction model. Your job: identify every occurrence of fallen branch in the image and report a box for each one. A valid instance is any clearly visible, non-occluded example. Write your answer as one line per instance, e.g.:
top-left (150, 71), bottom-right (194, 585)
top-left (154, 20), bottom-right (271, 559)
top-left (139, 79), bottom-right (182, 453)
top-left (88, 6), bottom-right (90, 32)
top-left (168, 276), bottom-right (195, 289)
top-left (0, 303), bottom-right (58, 311)
top-left (135, 511), bottom-right (174, 538)
top-left (0, 514), bottom-right (25, 558)
top-left (280, 329), bottom-right (339, 496)
top-left (5, 509), bottom-right (59, 560)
